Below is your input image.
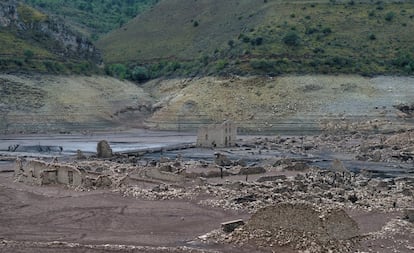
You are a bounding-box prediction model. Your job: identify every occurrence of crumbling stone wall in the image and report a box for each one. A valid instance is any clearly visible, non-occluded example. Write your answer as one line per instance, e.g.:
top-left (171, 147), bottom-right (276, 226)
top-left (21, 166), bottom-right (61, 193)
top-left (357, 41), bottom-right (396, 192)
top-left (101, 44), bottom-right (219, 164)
top-left (143, 167), bottom-right (185, 182)
top-left (14, 159), bottom-right (83, 187)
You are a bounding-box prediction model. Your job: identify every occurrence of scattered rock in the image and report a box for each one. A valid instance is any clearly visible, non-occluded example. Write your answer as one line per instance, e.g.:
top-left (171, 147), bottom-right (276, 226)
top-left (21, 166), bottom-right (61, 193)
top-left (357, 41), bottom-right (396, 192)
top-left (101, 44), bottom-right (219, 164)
top-left (76, 149), bottom-right (86, 160)
top-left (238, 166), bottom-right (266, 175)
top-left (214, 153), bottom-right (232, 166)
top-left (257, 175), bottom-right (287, 182)
top-left (284, 162), bottom-right (308, 171)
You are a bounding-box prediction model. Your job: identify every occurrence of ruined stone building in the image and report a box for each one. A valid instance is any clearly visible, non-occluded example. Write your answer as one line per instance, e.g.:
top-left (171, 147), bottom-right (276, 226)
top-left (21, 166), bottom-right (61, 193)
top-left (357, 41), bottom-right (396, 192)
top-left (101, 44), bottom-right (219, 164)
top-left (197, 121), bottom-right (237, 148)
top-left (14, 159), bottom-right (117, 189)
top-left (15, 159), bottom-right (84, 187)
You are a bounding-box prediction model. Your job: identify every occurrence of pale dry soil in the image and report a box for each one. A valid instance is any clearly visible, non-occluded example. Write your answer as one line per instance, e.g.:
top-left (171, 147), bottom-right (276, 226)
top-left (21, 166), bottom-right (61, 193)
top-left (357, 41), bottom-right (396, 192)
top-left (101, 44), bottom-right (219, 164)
top-left (2, 74), bottom-right (414, 133)
top-left (0, 168), bottom-right (259, 253)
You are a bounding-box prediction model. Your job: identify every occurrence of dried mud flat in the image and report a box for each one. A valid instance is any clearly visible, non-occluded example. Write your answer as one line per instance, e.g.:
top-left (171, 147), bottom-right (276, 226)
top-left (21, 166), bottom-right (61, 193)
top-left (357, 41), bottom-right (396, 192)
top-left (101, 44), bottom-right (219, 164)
top-left (0, 172), bottom-right (252, 253)
top-left (0, 129), bottom-right (414, 253)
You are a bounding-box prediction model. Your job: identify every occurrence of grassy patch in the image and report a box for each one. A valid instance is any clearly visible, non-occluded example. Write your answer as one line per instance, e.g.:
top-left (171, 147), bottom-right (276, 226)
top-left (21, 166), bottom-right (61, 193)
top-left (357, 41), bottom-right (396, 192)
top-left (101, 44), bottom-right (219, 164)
top-left (23, 0), bottom-right (159, 39)
top-left (17, 3), bottom-right (48, 23)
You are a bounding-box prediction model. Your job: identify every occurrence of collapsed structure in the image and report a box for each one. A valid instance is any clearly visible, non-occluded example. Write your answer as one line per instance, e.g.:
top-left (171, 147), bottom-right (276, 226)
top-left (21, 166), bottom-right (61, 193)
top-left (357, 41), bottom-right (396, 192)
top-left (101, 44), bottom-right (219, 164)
top-left (197, 120), bottom-right (237, 148)
top-left (248, 203), bottom-right (360, 242)
top-left (14, 158), bottom-right (121, 188)
top-left (217, 203), bottom-right (361, 252)
top-left (14, 158), bottom-right (83, 187)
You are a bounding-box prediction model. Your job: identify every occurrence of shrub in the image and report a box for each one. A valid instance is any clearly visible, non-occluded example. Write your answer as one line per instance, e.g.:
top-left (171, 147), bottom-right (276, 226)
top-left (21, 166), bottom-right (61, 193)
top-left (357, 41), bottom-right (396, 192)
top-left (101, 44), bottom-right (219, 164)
top-left (369, 34), bottom-right (376, 40)
top-left (43, 61), bottom-right (64, 73)
top-left (324, 56), bottom-right (354, 69)
top-left (239, 34), bottom-right (251, 43)
top-left (322, 27), bottom-right (332, 35)
top-left (385, 12), bottom-right (395, 21)
top-left (250, 59), bottom-right (276, 71)
top-left (282, 32), bottom-right (301, 46)
top-left (130, 66), bottom-right (149, 82)
top-left (305, 27), bottom-right (319, 35)
top-left (106, 63), bottom-right (128, 79)
top-left (215, 60), bottom-right (228, 71)
top-left (391, 53), bottom-right (414, 72)
top-left (251, 37), bottom-right (263, 46)
top-left (23, 49), bottom-right (34, 62)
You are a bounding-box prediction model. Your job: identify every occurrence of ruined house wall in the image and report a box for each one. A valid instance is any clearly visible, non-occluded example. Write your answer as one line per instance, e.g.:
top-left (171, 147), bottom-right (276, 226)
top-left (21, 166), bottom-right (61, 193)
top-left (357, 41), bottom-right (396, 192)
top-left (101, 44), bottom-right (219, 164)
top-left (197, 121), bottom-right (237, 148)
top-left (56, 165), bottom-right (83, 187)
top-left (15, 159), bottom-right (83, 187)
top-left (40, 170), bottom-right (57, 185)
top-left (144, 167), bottom-right (185, 182)
top-left (17, 160), bottom-right (50, 184)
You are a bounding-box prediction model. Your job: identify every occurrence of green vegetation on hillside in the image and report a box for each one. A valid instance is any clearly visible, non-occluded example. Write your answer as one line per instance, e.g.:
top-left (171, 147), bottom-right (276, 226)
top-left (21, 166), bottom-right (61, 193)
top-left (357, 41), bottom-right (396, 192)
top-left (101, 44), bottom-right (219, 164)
top-left (23, 0), bottom-right (160, 40)
top-left (0, 28), bottom-right (98, 74)
top-left (17, 4), bottom-right (48, 23)
top-left (98, 0), bottom-right (414, 78)
top-left (0, 2), bottom-right (101, 75)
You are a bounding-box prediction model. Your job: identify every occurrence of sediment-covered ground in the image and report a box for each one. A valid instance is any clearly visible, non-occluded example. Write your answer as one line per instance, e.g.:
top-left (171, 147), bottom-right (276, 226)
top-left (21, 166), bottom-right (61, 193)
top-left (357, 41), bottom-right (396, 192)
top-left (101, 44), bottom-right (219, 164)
top-left (1, 74), bottom-right (414, 133)
top-left (0, 129), bottom-right (413, 253)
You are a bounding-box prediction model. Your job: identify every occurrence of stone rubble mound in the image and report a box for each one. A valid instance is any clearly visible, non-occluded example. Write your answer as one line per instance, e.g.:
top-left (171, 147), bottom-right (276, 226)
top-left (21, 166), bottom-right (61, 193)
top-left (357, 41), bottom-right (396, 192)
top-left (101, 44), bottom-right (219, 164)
top-left (216, 203), bottom-right (360, 252)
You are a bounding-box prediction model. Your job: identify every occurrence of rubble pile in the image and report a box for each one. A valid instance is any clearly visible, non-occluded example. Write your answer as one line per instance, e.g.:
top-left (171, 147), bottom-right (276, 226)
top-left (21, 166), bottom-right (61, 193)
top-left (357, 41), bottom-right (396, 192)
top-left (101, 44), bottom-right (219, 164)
top-left (363, 218), bottom-right (414, 252)
top-left (210, 203), bottom-right (359, 253)
top-left (120, 184), bottom-right (195, 201)
top-left (198, 168), bottom-right (414, 213)
top-left (394, 103), bottom-right (414, 117)
top-left (245, 129), bottom-right (414, 165)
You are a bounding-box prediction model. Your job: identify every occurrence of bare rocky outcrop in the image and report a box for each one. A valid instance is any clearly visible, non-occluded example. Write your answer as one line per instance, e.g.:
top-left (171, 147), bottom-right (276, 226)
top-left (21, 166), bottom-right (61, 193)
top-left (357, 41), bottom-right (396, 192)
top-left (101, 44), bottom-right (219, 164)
top-left (0, 0), bottom-right (101, 63)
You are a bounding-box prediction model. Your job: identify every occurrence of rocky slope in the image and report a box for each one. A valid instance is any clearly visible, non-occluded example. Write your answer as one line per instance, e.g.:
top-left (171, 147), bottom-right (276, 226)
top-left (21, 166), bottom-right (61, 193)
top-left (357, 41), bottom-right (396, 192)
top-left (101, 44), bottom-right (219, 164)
top-left (0, 0), bottom-right (101, 73)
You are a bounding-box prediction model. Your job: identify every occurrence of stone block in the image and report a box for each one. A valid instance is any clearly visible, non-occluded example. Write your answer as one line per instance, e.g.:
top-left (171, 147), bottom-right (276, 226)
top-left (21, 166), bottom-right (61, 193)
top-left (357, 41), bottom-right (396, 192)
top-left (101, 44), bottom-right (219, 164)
top-left (221, 219), bottom-right (245, 233)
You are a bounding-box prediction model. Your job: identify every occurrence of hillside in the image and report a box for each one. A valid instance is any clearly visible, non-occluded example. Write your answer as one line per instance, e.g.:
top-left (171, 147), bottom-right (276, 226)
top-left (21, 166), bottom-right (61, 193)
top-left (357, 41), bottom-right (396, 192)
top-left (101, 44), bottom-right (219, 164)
top-left (97, 0), bottom-right (414, 77)
top-left (0, 0), bottom-right (101, 74)
top-left (0, 74), bottom-right (153, 134)
top-left (22, 0), bottom-right (160, 40)
top-left (143, 75), bottom-right (414, 132)
top-left (1, 74), bottom-right (413, 134)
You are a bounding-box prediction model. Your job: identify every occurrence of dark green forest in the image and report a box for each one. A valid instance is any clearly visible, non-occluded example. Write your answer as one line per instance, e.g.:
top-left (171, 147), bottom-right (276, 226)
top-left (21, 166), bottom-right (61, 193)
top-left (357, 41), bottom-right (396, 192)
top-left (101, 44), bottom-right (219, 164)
top-left (23, 0), bottom-right (159, 40)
